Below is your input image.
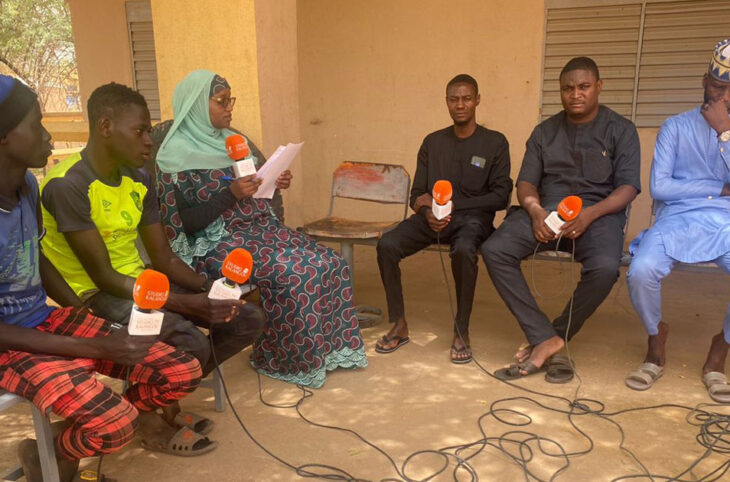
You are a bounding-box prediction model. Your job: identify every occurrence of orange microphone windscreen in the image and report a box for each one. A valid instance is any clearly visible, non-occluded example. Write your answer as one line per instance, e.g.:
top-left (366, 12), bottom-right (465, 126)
top-left (133, 269), bottom-right (170, 310)
top-left (225, 134), bottom-right (250, 160)
top-left (222, 248), bottom-right (253, 285)
top-left (557, 195), bottom-right (583, 221)
top-left (432, 180), bottom-right (453, 205)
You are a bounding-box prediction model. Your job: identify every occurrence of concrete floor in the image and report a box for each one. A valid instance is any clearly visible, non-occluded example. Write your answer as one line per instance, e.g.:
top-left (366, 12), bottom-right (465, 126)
top-left (2, 248), bottom-right (730, 481)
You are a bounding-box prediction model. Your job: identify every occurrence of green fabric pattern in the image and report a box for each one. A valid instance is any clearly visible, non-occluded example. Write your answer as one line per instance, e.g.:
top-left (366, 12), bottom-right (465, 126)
top-left (250, 346), bottom-right (368, 389)
top-left (156, 69), bottom-right (237, 173)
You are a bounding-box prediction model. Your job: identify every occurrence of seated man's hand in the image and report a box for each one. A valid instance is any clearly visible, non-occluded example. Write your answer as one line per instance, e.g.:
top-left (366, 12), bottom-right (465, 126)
top-left (413, 193), bottom-right (433, 213)
top-left (424, 208), bottom-right (450, 233)
top-left (230, 175), bottom-right (262, 199)
top-left (701, 99), bottom-right (730, 136)
top-left (528, 207), bottom-right (555, 243)
top-left (275, 170), bottom-right (293, 190)
top-left (560, 206), bottom-right (597, 239)
top-left (100, 330), bottom-right (157, 365)
top-left (179, 292), bottom-right (245, 324)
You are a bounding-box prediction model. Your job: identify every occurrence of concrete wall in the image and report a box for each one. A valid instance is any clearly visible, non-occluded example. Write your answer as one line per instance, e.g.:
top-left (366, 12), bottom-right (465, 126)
top-left (65, 0), bottom-right (658, 240)
top-left (295, 0), bottom-right (545, 228)
top-left (67, 0), bottom-right (134, 120)
top-left (295, 0), bottom-right (657, 241)
top-left (253, 0), bottom-right (302, 220)
top-left (150, 0), bottom-right (263, 145)
top-left (633, 128), bottom-right (659, 241)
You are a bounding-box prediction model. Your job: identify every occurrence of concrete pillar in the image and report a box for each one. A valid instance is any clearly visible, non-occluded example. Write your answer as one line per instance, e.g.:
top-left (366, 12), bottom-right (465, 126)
top-left (151, 0), bottom-right (302, 223)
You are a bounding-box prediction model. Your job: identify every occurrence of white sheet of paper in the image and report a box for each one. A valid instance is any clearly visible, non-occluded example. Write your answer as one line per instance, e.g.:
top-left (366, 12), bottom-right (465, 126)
top-left (254, 142), bottom-right (304, 199)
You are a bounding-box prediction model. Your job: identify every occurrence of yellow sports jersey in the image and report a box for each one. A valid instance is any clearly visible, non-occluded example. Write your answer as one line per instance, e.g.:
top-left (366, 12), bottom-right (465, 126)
top-left (40, 151), bottom-right (159, 297)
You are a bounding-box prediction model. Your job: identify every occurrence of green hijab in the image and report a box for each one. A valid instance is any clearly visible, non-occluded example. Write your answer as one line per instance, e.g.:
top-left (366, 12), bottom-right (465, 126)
top-left (156, 69), bottom-right (237, 173)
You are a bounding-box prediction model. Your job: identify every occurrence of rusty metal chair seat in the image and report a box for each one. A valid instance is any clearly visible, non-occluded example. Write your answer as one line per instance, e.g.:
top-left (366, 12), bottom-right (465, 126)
top-left (301, 217), bottom-right (401, 240)
top-left (299, 162), bottom-right (411, 327)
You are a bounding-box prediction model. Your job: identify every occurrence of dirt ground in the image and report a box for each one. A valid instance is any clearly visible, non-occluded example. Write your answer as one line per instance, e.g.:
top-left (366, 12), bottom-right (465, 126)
top-left (2, 248), bottom-right (729, 481)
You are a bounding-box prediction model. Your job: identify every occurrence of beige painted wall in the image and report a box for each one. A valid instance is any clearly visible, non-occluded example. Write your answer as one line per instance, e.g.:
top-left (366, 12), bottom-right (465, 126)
top-left (295, 0), bottom-right (659, 242)
top-left (67, 0), bottom-right (134, 120)
top-left (150, 0), bottom-right (263, 145)
top-left (631, 127), bottom-right (659, 243)
top-left (253, 0), bottom-right (302, 221)
top-left (66, 0), bottom-right (660, 239)
top-left (295, 0), bottom-right (545, 228)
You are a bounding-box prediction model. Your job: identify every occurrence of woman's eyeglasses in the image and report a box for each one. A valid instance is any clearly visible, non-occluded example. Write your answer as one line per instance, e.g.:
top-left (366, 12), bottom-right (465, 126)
top-left (211, 96), bottom-right (236, 109)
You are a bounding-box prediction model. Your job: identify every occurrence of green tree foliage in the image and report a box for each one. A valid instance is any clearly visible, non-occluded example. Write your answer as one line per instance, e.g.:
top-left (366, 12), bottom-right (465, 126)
top-left (0, 0), bottom-right (78, 110)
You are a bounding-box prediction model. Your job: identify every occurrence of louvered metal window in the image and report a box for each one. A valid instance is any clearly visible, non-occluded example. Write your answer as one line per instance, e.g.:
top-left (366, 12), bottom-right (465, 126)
top-left (542, 0), bottom-right (730, 127)
top-left (126, 1), bottom-right (161, 120)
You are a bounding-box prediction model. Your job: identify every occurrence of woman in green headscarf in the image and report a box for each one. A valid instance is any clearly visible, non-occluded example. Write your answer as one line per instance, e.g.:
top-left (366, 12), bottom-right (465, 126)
top-left (156, 70), bottom-right (367, 388)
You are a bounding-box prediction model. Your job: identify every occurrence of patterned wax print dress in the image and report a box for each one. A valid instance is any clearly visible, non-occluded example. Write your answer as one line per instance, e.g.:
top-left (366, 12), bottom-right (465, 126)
top-left (157, 165), bottom-right (367, 388)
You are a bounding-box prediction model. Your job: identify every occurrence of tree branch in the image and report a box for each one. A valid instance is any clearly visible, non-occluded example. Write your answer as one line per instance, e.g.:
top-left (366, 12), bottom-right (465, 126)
top-left (0, 54), bottom-right (34, 89)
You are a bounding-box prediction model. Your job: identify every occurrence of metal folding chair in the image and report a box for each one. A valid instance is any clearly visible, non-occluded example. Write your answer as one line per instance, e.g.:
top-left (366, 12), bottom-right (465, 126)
top-left (299, 161), bottom-right (411, 326)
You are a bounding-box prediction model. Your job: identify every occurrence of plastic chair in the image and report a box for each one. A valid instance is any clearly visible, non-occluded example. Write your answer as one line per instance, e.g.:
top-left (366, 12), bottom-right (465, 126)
top-left (0, 390), bottom-right (60, 482)
top-left (299, 161), bottom-right (411, 326)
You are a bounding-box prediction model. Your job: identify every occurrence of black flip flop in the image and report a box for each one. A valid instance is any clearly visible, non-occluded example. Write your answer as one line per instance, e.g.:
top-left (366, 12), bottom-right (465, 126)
top-left (545, 354), bottom-right (575, 384)
top-left (374, 334), bottom-right (410, 353)
top-left (450, 344), bottom-right (473, 364)
top-left (494, 361), bottom-right (546, 381)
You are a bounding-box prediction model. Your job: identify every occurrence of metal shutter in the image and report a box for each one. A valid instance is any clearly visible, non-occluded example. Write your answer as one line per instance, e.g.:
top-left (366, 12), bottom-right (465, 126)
top-left (126, 1), bottom-right (161, 120)
top-left (635, 0), bottom-right (730, 127)
top-left (541, 3), bottom-right (642, 121)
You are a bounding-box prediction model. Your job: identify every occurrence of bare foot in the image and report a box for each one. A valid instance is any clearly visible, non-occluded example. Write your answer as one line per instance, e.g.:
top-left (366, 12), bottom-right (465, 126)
top-left (521, 336), bottom-right (565, 375)
top-left (515, 343), bottom-right (533, 363)
top-left (644, 321), bottom-right (669, 366)
top-left (451, 333), bottom-right (471, 363)
top-left (375, 319), bottom-right (409, 351)
top-left (703, 331), bottom-right (730, 374)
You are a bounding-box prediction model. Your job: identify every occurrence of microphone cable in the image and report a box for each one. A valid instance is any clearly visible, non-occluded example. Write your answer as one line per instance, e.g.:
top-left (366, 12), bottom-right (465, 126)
top-left (200, 232), bottom-right (730, 482)
top-left (209, 331), bottom-right (406, 481)
top-left (430, 228), bottom-right (730, 482)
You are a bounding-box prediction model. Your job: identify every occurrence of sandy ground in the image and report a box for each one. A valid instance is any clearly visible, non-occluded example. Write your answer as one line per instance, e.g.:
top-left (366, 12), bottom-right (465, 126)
top-left (2, 247), bottom-right (730, 481)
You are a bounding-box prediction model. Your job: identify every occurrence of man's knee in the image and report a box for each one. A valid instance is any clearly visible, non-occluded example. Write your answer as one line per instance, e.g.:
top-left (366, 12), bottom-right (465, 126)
top-left (376, 231), bottom-right (402, 260)
top-left (159, 316), bottom-right (211, 368)
top-left (173, 352), bottom-right (204, 393)
top-left (627, 253), bottom-right (663, 286)
top-left (96, 400), bottom-right (139, 453)
top-left (59, 396), bottom-right (139, 458)
top-left (451, 240), bottom-right (479, 265)
top-left (480, 231), bottom-right (513, 268)
top-left (584, 255), bottom-right (620, 284)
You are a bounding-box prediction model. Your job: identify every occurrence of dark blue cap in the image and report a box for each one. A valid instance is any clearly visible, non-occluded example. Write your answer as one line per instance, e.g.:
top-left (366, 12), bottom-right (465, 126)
top-left (0, 75), bottom-right (38, 137)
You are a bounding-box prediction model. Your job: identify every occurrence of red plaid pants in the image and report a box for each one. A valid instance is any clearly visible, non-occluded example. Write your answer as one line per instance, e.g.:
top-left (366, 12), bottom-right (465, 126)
top-left (0, 307), bottom-right (202, 460)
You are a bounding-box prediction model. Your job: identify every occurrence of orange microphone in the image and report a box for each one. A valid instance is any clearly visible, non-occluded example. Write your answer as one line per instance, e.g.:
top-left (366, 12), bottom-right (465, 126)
top-left (226, 134), bottom-right (257, 178)
top-left (545, 195), bottom-right (583, 234)
top-left (431, 180), bottom-right (453, 220)
top-left (128, 269), bottom-right (170, 335)
top-left (208, 248), bottom-right (254, 300)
